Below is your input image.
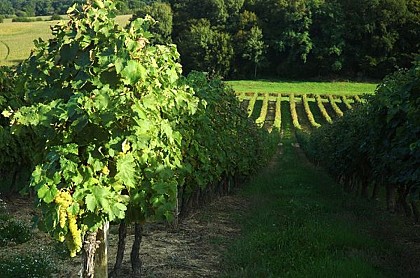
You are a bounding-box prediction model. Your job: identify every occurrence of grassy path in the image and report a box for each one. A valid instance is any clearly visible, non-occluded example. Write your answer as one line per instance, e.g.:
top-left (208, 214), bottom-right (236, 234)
top-left (219, 130), bottom-right (420, 277)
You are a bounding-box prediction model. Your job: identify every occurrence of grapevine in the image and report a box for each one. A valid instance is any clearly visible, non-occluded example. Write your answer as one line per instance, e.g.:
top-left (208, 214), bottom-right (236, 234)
top-left (354, 95), bottom-right (362, 103)
top-left (238, 92), bottom-right (246, 102)
top-left (328, 95), bottom-right (344, 117)
top-left (273, 94), bottom-right (282, 131)
top-left (256, 93), bottom-right (269, 127)
top-left (7, 0), bottom-right (277, 266)
top-left (315, 94), bottom-right (333, 124)
top-left (299, 60), bottom-right (420, 222)
top-left (302, 94), bottom-right (321, 128)
top-left (341, 96), bottom-right (353, 109)
top-left (289, 94), bottom-right (301, 129)
top-left (247, 92), bottom-right (258, 117)
top-left (10, 0), bottom-right (200, 257)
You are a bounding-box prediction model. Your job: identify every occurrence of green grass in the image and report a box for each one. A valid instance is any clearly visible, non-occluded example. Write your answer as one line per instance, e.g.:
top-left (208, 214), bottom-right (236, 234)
top-left (0, 15), bottom-right (132, 66)
top-left (219, 119), bottom-right (409, 277)
top-left (226, 80), bottom-right (377, 96)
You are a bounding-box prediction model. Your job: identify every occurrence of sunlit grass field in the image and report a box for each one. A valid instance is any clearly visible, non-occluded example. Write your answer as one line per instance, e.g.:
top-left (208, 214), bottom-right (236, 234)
top-left (226, 80), bottom-right (377, 96)
top-left (0, 15), bottom-right (132, 66)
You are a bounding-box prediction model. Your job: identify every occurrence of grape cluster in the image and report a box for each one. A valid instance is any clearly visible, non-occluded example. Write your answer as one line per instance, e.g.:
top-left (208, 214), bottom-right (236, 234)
top-left (55, 191), bottom-right (82, 257)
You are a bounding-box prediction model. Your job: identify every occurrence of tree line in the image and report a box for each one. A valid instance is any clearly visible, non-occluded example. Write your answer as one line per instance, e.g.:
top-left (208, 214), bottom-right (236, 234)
top-left (1, 0), bottom-right (419, 80)
top-left (0, 0), bottom-right (82, 17)
top-left (160, 0), bottom-right (420, 79)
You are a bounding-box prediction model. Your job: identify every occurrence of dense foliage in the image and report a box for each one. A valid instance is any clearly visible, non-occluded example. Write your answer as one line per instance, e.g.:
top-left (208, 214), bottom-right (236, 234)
top-left (2, 0), bottom-right (275, 258)
top-left (181, 0), bottom-right (420, 77)
top-left (2, 0), bottom-right (418, 79)
top-left (0, 0), bottom-right (82, 17)
top-left (168, 0), bottom-right (420, 79)
top-left (0, 67), bottom-right (38, 194)
top-left (298, 58), bottom-right (420, 221)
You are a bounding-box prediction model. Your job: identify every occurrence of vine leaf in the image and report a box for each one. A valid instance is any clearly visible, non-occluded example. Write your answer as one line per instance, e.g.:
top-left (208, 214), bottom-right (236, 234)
top-left (115, 153), bottom-right (136, 188)
top-left (121, 60), bottom-right (146, 84)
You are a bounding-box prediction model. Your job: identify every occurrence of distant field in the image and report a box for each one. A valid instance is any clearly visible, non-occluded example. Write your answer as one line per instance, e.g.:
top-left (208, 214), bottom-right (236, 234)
top-left (226, 79), bottom-right (377, 132)
top-left (0, 15), bottom-right (132, 66)
top-left (226, 80), bottom-right (377, 96)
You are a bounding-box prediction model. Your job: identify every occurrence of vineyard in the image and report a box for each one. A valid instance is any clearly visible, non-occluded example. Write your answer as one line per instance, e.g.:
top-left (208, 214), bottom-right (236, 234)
top-left (0, 1), bottom-right (277, 277)
top-left (237, 92), bottom-right (363, 131)
top-left (0, 1), bottom-right (419, 277)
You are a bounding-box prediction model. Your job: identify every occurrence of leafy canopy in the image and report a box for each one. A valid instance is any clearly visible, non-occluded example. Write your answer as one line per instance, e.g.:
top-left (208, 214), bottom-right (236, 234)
top-left (10, 0), bottom-right (199, 256)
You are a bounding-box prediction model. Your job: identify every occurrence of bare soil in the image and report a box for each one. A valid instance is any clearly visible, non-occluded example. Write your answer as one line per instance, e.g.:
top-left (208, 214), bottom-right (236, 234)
top-left (1, 194), bottom-right (249, 278)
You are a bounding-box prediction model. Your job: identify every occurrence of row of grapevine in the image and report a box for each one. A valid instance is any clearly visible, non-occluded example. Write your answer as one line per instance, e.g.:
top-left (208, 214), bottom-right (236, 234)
top-left (341, 96), bottom-right (353, 109)
top-left (328, 95), bottom-right (344, 117)
top-left (239, 92), bottom-right (361, 130)
top-left (315, 94), bottom-right (333, 124)
top-left (289, 93), bottom-right (301, 129)
top-left (247, 92), bottom-right (258, 117)
top-left (298, 61), bottom-right (420, 222)
top-left (256, 93), bottom-right (269, 127)
top-left (0, 1), bottom-right (278, 276)
top-left (0, 67), bottom-right (37, 194)
top-left (273, 94), bottom-right (282, 130)
top-left (302, 94), bottom-right (321, 128)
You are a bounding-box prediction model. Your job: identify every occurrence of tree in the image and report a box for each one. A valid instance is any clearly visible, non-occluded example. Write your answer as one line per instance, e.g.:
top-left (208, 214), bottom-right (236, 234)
top-left (393, 0), bottom-right (420, 71)
top-left (225, 0), bottom-right (245, 16)
top-left (242, 26), bottom-right (265, 78)
top-left (132, 1), bottom-right (173, 44)
top-left (338, 0), bottom-right (409, 77)
top-left (232, 10), bottom-right (266, 78)
top-left (249, 0), bottom-right (314, 76)
top-left (177, 18), bottom-right (233, 77)
top-left (0, 1), bottom-right (14, 15)
top-left (307, 0), bottom-right (346, 75)
top-left (35, 0), bottom-right (54, 16)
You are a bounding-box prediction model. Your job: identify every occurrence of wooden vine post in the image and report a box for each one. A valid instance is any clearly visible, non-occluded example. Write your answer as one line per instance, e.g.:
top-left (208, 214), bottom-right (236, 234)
top-left (80, 222), bottom-right (108, 278)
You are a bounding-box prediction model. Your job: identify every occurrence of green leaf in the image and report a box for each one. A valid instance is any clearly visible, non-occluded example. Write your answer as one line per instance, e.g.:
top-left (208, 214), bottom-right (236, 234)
top-left (121, 60), bottom-right (146, 85)
top-left (71, 172), bottom-right (84, 184)
top-left (94, 89), bottom-right (110, 110)
top-left (85, 194), bottom-right (97, 212)
top-left (114, 58), bottom-right (124, 74)
top-left (115, 153), bottom-right (137, 188)
top-left (111, 203), bottom-right (127, 219)
top-left (37, 184), bottom-right (49, 200)
top-left (67, 202), bottom-right (80, 215)
top-left (43, 186), bottom-right (58, 204)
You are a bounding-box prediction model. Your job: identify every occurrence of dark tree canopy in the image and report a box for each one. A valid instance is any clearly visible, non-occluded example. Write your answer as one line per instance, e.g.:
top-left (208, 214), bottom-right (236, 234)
top-left (2, 0), bottom-right (419, 79)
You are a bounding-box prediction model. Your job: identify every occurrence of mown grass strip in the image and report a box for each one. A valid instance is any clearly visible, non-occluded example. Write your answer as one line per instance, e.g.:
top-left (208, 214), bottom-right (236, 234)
top-left (219, 131), bottom-right (402, 278)
top-left (227, 80), bottom-right (377, 96)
